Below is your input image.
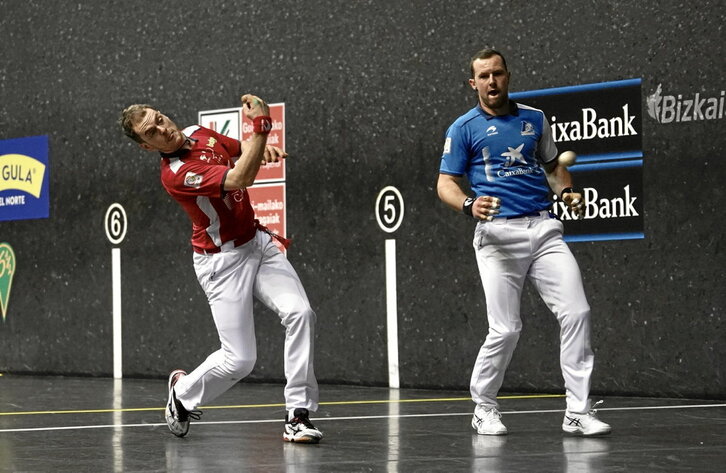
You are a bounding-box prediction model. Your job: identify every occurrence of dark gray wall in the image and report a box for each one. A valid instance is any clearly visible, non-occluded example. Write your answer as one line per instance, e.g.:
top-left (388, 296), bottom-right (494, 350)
top-left (1, 0), bottom-right (724, 399)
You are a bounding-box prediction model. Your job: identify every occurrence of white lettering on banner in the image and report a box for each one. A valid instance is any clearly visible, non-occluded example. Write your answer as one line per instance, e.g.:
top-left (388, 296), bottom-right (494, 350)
top-left (0, 195), bottom-right (26, 206)
top-left (647, 84), bottom-right (725, 124)
top-left (552, 185), bottom-right (639, 220)
top-left (551, 104), bottom-right (637, 142)
top-left (583, 185), bottom-right (638, 218)
top-left (254, 199), bottom-right (284, 211)
top-left (258, 214), bottom-right (281, 225)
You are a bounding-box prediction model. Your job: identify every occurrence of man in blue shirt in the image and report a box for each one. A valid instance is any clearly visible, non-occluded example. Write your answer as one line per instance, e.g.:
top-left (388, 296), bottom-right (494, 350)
top-left (438, 48), bottom-right (610, 436)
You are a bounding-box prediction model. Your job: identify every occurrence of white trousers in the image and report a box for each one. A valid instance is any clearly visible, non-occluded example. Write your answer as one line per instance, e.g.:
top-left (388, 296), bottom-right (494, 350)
top-left (174, 230), bottom-right (319, 412)
top-left (470, 212), bottom-right (594, 414)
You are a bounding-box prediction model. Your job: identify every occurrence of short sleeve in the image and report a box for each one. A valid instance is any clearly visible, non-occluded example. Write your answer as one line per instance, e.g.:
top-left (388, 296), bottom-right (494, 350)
top-left (163, 160), bottom-right (228, 199)
top-left (439, 123), bottom-right (469, 176)
top-left (537, 115), bottom-right (559, 164)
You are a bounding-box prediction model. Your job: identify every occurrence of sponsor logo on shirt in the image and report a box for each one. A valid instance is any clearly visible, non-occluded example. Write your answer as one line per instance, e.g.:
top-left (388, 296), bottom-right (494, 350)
top-left (184, 172), bottom-right (203, 188)
top-left (207, 137), bottom-right (217, 147)
top-left (486, 125), bottom-right (498, 136)
top-left (443, 137), bottom-right (451, 154)
top-left (501, 143), bottom-right (527, 167)
top-left (521, 121), bottom-right (535, 136)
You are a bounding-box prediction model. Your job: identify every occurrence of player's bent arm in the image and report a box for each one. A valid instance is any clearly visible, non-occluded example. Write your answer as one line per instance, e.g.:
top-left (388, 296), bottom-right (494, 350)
top-left (543, 160), bottom-right (574, 198)
top-left (544, 160), bottom-right (584, 217)
top-left (437, 173), bottom-right (469, 212)
top-left (437, 173), bottom-right (501, 219)
top-left (224, 133), bottom-right (268, 190)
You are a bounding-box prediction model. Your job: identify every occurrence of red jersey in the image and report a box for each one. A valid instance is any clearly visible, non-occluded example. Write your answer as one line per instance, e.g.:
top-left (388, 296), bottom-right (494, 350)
top-left (160, 125), bottom-right (257, 254)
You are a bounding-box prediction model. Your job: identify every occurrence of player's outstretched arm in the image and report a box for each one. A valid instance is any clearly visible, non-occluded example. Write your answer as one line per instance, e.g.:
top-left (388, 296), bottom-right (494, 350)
top-left (224, 94), bottom-right (272, 190)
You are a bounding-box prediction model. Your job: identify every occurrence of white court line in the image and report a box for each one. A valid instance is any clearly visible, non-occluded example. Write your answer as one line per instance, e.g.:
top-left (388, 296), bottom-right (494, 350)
top-left (1, 403), bottom-right (724, 434)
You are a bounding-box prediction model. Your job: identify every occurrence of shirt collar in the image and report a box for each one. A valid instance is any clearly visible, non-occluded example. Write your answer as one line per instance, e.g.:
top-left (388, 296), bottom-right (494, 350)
top-left (477, 100), bottom-right (519, 120)
top-left (159, 136), bottom-right (195, 158)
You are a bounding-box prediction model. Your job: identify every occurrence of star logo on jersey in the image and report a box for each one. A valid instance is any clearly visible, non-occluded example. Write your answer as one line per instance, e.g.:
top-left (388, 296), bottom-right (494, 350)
top-left (501, 144), bottom-right (527, 167)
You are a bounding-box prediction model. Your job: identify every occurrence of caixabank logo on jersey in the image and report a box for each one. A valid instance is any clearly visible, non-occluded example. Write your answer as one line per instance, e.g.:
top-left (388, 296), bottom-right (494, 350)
top-left (0, 135), bottom-right (50, 222)
top-left (511, 79), bottom-right (644, 242)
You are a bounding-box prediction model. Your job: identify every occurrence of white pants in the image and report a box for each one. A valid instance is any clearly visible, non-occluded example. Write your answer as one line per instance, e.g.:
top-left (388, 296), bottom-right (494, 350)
top-left (470, 212), bottom-right (594, 414)
top-left (174, 230), bottom-right (319, 412)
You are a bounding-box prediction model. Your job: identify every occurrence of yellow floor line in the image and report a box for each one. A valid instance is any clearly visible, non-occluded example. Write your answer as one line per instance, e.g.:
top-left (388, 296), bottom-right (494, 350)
top-left (0, 393), bottom-right (564, 417)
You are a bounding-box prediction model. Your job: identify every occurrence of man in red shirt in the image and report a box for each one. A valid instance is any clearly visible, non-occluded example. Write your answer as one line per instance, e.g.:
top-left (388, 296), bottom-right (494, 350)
top-left (120, 94), bottom-right (322, 443)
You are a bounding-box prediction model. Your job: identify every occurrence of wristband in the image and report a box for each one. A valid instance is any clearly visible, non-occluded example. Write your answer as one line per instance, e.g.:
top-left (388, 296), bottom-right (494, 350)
top-left (462, 197), bottom-right (475, 217)
top-left (252, 116), bottom-right (273, 134)
top-left (560, 187), bottom-right (574, 199)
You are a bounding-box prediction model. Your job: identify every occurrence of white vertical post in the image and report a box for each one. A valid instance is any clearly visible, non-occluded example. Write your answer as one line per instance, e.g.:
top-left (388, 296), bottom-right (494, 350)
top-left (385, 239), bottom-right (400, 389)
top-left (112, 248), bottom-right (122, 379)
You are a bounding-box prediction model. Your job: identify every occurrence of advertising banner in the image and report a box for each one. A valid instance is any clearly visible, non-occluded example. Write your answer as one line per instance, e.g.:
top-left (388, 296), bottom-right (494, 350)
top-left (241, 103), bottom-right (286, 183)
top-left (199, 108), bottom-right (242, 140)
top-left (511, 79), bottom-right (644, 241)
top-left (0, 135), bottom-right (50, 222)
top-left (248, 183), bottom-right (287, 252)
top-left (199, 103), bottom-right (288, 251)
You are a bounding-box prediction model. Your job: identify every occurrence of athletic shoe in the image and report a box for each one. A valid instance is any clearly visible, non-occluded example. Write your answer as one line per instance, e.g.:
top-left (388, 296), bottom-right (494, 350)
top-left (472, 404), bottom-right (508, 435)
top-left (562, 400), bottom-right (611, 436)
top-left (165, 369), bottom-right (201, 437)
top-left (283, 408), bottom-right (323, 443)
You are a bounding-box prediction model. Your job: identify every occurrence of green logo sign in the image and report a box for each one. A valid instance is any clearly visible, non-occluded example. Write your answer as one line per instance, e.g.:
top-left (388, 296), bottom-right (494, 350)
top-left (0, 243), bottom-right (15, 322)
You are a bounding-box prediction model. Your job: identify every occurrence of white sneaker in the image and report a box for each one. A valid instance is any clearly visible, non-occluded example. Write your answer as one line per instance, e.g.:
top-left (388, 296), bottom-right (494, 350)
top-left (472, 404), bottom-right (508, 435)
top-left (562, 400), bottom-right (611, 436)
top-left (283, 408), bottom-right (323, 443)
top-left (164, 369), bottom-right (201, 437)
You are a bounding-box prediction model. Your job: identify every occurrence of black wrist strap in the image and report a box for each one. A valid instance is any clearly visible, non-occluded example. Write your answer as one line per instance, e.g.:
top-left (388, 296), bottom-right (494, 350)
top-left (462, 197), bottom-right (475, 217)
top-left (560, 187), bottom-right (574, 199)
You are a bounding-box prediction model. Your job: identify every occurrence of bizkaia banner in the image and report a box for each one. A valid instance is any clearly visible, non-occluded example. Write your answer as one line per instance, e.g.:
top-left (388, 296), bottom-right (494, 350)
top-left (511, 79), bottom-right (644, 242)
top-left (0, 135), bottom-right (50, 222)
top-left (198, 104), bottom-right (288, 252)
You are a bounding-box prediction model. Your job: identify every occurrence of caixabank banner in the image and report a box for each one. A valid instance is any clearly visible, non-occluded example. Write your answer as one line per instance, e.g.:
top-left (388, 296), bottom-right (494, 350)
top-left (0, 135), bottom-right (50, 222)
top-left (511, 79), bottom-right (644, 242)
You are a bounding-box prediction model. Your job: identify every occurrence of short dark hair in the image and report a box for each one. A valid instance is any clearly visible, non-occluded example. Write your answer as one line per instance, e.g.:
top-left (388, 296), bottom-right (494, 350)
top-left (469, 48), bottom-right (507, 78)
top-left (119, 104), bottom-right (156, 143)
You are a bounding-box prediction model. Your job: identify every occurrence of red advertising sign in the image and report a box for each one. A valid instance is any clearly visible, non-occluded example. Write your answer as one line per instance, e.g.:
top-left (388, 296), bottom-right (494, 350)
top-left (242, 103), bottom-right (285, 182)
top-left (247, 182), bottom-right (287, 253)
top-left (199, 103), bottom-right (288, 253)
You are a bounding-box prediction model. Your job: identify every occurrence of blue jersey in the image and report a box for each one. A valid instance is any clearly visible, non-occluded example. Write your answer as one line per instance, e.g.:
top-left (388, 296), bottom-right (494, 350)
top-left (440, 102), bottom-right (559, 218)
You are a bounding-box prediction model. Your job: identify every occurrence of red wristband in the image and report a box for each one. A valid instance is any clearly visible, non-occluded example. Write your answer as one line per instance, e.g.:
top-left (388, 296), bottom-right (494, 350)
top-left (253, 116), bottom-right (273, 134)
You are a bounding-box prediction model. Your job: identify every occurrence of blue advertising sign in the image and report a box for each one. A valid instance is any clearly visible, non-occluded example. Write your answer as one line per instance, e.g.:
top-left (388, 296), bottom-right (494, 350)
top-left (0, 135), bottom-right (50, 221)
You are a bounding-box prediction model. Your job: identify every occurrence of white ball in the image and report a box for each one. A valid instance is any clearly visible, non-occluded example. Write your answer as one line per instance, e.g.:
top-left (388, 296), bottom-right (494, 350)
top-left (558, 150), bottom-right (577, 167)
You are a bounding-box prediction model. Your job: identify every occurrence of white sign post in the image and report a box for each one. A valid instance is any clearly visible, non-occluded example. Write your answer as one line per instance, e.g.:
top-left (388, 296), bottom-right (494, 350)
top-left (104, 203), bottom-right (127, 379)
top-left (375, 186), bottom-right (404, 389)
